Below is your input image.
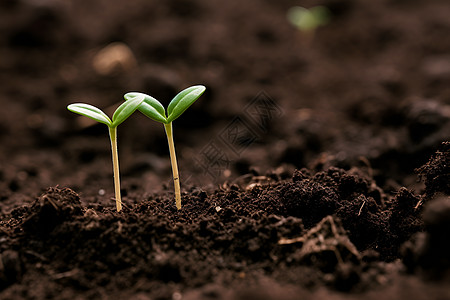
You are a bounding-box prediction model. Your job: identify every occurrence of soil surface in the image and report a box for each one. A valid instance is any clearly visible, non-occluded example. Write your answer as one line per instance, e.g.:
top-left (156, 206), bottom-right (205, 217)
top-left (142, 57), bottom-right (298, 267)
top-left (1, 0), bottom-right (450, 299)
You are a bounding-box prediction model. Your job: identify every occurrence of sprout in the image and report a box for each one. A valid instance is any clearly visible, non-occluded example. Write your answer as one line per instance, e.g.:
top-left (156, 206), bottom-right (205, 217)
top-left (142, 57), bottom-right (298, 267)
top-left (287, 6), bottom-right (330, 33)
top-left (125, 85), bottom-right (206, 210)
top-left (67, 94), bottom-right (145, 212)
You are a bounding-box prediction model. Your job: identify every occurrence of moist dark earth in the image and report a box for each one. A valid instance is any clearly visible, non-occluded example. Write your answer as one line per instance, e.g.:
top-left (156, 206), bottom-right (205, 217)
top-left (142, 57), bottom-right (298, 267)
top-left (1, 0), bottom-right (450, 299)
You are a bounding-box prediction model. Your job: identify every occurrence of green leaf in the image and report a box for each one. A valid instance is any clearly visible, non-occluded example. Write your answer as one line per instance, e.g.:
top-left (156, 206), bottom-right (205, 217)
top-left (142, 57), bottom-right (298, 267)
top-left (67, 103), bottom-right (112, 126)
top-left (287, 6), bottom-right (330, 31)
top-left (167, 85), bottom-right (206, 123)
top-left (112, 94), bottom-right (145, 127)
top-left (124, 92), bottom-right (166, 117)
top-left (124, 92), bottom-right (167, 124)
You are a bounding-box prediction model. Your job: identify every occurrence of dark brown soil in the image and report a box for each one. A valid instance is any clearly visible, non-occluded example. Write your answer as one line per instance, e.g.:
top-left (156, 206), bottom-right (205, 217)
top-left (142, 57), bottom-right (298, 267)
top-left (1, 0), bottom-right (450, 299)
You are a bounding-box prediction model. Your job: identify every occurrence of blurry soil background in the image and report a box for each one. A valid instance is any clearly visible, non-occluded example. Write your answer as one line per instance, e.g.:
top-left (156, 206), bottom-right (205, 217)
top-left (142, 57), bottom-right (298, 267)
top-left (1, 0), bottom-right (450, 299)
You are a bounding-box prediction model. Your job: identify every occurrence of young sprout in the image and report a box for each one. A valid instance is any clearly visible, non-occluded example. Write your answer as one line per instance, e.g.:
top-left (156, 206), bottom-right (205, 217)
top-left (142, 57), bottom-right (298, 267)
top-left (124, 85), bottom-right (206, 210)
top-left (287, 6), bottom-right (330, 33)
top-left (67, 94), bottom-right (145, 212)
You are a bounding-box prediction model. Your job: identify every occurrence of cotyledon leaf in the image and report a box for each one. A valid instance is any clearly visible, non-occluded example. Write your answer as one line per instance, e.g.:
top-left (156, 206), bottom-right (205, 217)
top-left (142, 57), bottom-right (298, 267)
top-left (166, 85), bottom-right (206, 123)
top-left (67, 103), bottom-right (112, 126)
top-left (124, 92), bottom-right (167, 123)
top-left (112, 93), bottom-right (145, 127)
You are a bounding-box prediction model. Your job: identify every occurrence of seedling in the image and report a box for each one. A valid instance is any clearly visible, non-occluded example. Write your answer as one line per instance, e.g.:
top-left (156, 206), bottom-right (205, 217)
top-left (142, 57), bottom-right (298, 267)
top-left (287, 6), bottom-right (330, 33)
top-left (124, 85), bottom-right (206, 210)
top-left (67, 94), bottom-right (145, 212)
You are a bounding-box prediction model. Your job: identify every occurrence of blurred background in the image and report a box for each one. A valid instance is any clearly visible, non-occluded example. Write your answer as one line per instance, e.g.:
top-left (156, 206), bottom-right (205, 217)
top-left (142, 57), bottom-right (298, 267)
top-left (0, 0), bottom-right (449, 209)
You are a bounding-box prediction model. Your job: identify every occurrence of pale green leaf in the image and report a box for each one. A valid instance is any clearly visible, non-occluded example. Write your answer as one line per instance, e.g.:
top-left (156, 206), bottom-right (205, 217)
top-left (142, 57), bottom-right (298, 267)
top-left (112, 94), bottom-right (145, 127)
top-left (67, 103), bottom-right (112, 126)
top-left (124, 92), bottom-right (167, 124)
top-left (287, 6), bottom-right (330, 31)
top-left (167, 85), bottom-right (206, 123)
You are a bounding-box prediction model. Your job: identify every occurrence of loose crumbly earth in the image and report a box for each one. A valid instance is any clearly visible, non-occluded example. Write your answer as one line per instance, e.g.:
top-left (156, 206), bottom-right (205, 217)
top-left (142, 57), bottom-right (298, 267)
top-left (0, 0), bottom-right (450, 299)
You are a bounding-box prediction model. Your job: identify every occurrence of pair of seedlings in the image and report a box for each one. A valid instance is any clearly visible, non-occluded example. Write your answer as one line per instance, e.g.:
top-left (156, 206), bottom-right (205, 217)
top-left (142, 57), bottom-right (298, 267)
top-left (67, 85), bottom-right (206, 212)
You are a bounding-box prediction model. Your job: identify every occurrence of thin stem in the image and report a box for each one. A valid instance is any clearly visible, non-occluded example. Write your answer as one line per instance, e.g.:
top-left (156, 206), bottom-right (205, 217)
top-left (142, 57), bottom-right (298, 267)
top-left (109, 126), bottom-right (122, 212)
top-left (164, 122), bottom-right (181, 210)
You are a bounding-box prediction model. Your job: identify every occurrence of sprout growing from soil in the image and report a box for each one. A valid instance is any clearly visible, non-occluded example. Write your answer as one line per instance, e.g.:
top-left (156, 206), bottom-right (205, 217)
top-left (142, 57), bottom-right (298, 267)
top-left (287, 6), bottom-right (330, 33)
top-left (124, 85), bottom-right (206, 210)
top-left (67, 94), bottom-right (145, 212)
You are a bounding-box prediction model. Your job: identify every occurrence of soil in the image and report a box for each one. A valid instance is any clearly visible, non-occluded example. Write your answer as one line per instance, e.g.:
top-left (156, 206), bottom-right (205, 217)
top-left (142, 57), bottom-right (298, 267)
top-left (1, 0), bottom-right (450, 299)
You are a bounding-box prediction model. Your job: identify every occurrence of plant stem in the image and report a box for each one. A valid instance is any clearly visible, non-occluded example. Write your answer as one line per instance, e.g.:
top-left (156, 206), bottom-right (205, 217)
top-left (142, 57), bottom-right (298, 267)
top-left (109, 126), bottom-right (122, 212)
top-left (164, 122), bottom-right (181, 210)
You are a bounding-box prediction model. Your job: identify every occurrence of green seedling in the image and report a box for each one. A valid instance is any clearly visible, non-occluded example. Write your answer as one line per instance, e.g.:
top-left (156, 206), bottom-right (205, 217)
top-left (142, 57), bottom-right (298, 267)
top-left (67, 94), bottom-right (145, 212)
top-left (124, 85), bottom-right (206, 210)
top-left (287, 6), bottom-right (330, 33)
